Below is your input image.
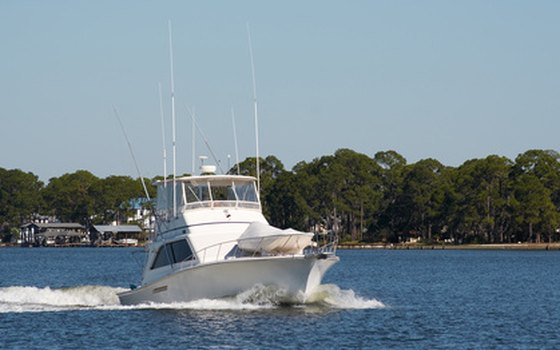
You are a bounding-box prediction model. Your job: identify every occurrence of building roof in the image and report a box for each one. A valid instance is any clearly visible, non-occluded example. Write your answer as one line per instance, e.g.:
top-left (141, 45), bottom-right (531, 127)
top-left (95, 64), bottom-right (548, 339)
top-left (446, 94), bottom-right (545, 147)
top-left (21, 222), bottom-right (84, 230)
top-left (39, 229), bottom-right (86, 237)
top-left (93, 225), bottom-right (142, 233)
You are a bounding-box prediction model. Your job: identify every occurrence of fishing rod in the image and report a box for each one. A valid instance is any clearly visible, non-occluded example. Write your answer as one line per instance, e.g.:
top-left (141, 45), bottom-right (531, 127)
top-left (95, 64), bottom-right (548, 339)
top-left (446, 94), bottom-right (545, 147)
top-left (112, 105), bottom-right (151, 201)
top-left (168, 20), bottom-right (178, 218)
top-left (247, 22), bottom-right (261, 194)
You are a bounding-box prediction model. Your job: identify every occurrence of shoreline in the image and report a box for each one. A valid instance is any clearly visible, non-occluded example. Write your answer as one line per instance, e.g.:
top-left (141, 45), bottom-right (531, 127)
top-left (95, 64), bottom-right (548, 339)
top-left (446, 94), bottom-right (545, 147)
top-left (2, 242), bottom-right (560, 250)
top-left (338, 243), bottom-right (560, 250)
top-left (0, 243), bottom-right (143, 248)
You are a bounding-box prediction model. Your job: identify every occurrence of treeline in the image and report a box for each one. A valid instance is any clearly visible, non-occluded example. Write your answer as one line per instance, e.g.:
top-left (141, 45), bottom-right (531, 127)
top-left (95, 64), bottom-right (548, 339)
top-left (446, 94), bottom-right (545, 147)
top-left (0, 169), bottom-right (153, 241)
top-left (1, 148), bottom-right (560, 244)
top-left (237, 149), bottom-right (560, 244)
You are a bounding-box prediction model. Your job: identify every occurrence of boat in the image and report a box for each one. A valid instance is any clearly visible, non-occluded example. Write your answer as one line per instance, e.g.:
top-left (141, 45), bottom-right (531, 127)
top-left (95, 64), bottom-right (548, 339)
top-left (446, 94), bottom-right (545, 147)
top-left (118, 22), bottom-right (337, 305)
top-left (118, 168), bottom-right (338, 305)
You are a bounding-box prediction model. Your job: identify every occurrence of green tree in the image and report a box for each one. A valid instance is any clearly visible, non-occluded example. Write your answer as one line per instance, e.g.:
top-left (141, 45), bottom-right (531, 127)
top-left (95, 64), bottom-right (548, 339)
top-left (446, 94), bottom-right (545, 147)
top-left (513, 150), bottom-right (560, 207)
top-left (373, 150), bottom-right (407, 242)
top-left (330, 149), bottom-right (383, 241)
top-left (292, 155), bottom-right (338, 234)
top-left (230, 155), bottom-right (284, 190)
top-left (292, 149), bottom-right (383, 241)
top-left (0, 168), bottom-right (44, 239)
top-left (42, 170), bottom-right (100, 224)
top-left (392, 159), bottom-right (450, 242)
top-left (512, 173), bottom-right (559, 243)
top-left (510, 150), bottom-right (560, 243)
top-left (265, 171), bottom-right (309, 230)
top-left (89, 175), bottom-right (150, 225)
top-left (450, 156), bottom-right (514, 243)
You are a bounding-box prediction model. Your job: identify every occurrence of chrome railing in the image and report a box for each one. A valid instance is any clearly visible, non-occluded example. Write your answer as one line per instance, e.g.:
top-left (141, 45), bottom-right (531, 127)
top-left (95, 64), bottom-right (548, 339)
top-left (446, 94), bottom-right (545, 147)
top-left (155, 201), bottom-right (261, 221)
top-left (184, 200), bottom-right (261, 210)
top-left (185, 234), bottom-right (338, 265)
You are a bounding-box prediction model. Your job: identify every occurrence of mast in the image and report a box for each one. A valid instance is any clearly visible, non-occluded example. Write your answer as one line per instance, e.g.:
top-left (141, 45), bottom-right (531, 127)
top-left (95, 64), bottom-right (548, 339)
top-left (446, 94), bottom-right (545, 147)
top-left (168, 20), bottom-right (177, 217)
top-left (247, 22), bottom-right (260, 194)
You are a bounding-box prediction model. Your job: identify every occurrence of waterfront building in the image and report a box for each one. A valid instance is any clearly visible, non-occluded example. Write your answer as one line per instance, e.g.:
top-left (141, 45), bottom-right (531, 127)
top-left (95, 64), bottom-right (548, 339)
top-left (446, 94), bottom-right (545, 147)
top-left (90, 224), bottom-right (143, 246)
top-left (20, 222), bottom-right (87, 246)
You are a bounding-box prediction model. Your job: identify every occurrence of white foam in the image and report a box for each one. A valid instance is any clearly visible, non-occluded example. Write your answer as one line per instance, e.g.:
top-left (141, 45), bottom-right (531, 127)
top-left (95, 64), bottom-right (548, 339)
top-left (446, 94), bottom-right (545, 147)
top-left (0, 285), bottom-right (126, 313)
top-left (0, 284), bottom-right (385, 313)
top-left (306, 284), bottom-right (386, 309)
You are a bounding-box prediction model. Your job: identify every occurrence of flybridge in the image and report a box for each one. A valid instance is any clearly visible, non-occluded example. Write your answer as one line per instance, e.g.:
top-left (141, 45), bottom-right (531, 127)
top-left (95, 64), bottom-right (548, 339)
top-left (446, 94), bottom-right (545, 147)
top-left (155, 175), bottom-right (261, 217)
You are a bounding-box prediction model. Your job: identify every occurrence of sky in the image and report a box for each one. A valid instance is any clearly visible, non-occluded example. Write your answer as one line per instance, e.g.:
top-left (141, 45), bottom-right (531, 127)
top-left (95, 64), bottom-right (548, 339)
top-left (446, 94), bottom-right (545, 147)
top-left (1, 1), bottom-right (559, 182)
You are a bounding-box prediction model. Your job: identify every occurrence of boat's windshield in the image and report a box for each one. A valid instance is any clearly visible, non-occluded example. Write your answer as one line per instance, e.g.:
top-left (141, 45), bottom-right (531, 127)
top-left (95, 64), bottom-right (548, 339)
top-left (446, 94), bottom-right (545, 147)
top-left (156, 178), bottom-right (260, 214)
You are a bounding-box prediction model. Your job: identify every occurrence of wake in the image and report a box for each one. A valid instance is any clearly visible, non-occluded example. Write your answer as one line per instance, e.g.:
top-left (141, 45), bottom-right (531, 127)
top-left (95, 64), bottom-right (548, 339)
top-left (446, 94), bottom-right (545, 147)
top-left (0, 284), bottom-right (385, 313)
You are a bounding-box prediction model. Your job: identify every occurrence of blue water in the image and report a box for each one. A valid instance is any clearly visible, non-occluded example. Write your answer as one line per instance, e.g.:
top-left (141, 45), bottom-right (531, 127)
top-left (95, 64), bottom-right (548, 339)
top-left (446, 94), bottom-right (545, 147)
top-left (1, 248), bottom-right (559, 349)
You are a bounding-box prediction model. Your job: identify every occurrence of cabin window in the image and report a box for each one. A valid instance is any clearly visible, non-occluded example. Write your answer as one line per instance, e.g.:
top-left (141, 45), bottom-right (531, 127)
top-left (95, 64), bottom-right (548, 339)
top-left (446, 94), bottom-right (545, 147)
top-left (151, 246), bottom-right (171, 269)
top-left (156, 185), bottom-right (172, 211)
top-left (185, 184), bottom-right (199, 203)
top-left (227, 186), bottom-right (237, 200)
top-left (185, 184), bottom-right (211, 203)
top-left (212, 186), bottom-right (227, 201)
top-left (170, 239), bottom-right (194, 263)
top-left (212, 184), bottom-right (236, 201)
top-left (198, 184), bottom-right (211, 201)
top-left (236, 182), bottom-right (258, 202)
top-left (182, 179), bottom-right (259, 209)
top-left (151, 240), bottom-right (194, 269)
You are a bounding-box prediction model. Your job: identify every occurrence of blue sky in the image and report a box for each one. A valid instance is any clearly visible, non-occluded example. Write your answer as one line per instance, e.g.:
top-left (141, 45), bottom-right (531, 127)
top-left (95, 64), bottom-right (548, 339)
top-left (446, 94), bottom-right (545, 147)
top-left (1, 1), bottom-right (559, 181)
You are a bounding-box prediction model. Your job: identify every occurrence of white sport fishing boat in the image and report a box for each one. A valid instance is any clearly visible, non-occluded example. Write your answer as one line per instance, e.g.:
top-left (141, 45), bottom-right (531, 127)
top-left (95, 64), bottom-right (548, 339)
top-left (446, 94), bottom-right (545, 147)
top-left (118, 168), bottom-right (338, 305)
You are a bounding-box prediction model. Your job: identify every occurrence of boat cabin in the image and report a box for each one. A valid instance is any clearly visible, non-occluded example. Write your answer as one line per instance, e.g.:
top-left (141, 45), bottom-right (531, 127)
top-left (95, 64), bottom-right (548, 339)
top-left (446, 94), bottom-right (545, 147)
top-left (142, 175), bottom-right (265, 285)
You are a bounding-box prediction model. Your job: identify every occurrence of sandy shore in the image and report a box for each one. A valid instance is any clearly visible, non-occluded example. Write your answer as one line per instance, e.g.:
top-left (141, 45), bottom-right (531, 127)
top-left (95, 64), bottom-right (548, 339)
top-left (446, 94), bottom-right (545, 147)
top-left (338, 243), bottom-right (560, 250)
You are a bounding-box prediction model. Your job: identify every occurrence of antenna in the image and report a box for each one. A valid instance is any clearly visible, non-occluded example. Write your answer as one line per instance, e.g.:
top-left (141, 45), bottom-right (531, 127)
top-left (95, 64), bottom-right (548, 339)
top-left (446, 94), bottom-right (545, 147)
top-left (184, 104), bottom-right (225, 174)
top-left (231, 107), bottom-right (241, 175)
top-left (191, 107), bottom-right (196, 175)
top-left (158, 83), bottom-right (167, 187)
top-left (199, 155), bottom-right (208, 166)
top-left (112, 105), bottom-right (151, 201)
top-left (247, 22), bottom-right (260, 194)
top-left (168, 20), bottom-right (177, 217)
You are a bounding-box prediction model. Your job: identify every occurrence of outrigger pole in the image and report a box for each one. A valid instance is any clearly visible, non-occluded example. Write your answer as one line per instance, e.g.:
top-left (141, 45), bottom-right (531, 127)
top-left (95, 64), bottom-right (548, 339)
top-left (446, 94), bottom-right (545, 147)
top-left (246, 22), bottom-right (260, 194)
top-left (168, 20), bottom-right (177, 217)
top-left (112, 105), bottom-right (151, 201)
top-left (158, 83), bottom-right (167, 187)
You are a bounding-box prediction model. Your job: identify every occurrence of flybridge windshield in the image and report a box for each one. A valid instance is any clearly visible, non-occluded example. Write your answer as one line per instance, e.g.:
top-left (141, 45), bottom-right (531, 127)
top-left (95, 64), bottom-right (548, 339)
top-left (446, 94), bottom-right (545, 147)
top-left (185, 182), bottom-right (258, 203)
top-left (156, 178), bottom-right (260, 213)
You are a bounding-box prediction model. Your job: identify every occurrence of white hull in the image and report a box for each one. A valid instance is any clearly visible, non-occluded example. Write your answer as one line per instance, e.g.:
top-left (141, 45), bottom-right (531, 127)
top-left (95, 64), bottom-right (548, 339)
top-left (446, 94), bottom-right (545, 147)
top-left (118, 253), bottom-right (338, 305)
top-left (123, 174), bottom-right (339, 305)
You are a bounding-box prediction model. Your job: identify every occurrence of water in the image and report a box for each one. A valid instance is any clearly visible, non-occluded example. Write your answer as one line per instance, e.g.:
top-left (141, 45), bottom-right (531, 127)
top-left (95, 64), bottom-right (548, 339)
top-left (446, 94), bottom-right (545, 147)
top-left (1, 248), bottom-right (559, 349)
